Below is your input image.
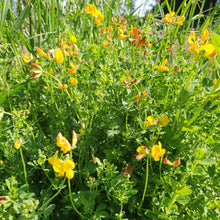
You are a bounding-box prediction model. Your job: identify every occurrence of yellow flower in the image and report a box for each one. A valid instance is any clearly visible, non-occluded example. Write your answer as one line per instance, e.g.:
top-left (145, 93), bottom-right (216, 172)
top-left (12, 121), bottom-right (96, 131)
top-left (157, 59), bottom-right (169, 72)
top-left (14, 137), bottom-right (22, 149)
top-left (71, 35), bottom-right (77, 44)
top-left (56, 132), bottom-right (72, 153)
top-left (102, 40), bottom-right (108, 48)
top-left (188, 31), bottom-right (196, 44)
top-left (135, 145), bottom-right (149, 160)
top-left (85, 4), bottom-right (97, 17)
top-left (95, 10), bottom-right (104, 26)
top-left (69, 61), bottom-right (76, 74)
top-left (48, 151), bottom-right (75, 179)
top-left (144, 116), bottom-right (154, 126)
top-left (59, 160), bottom-right (75, 179)
top-left (48, 150), bottom-right (63, 173)
top-left (54, 48), bottom-right (64, 64)
top-left (36, 47), bottom-right (47, 58)
top-left (200, 43), bottom-right (217, 59)
top-left (23, 52), bottom-right (34, 64)
top-left (58, 84), bottom-right (68, 90)
top-left (161, 113), bottom-right (170, 126)
top-left (201, 29), bottom-right (209, 44)
top-left (151, 141), bottom-right (165, 161)
top-left (118, 34), bottom-right (127, 40)
top-left (174, 16), bottom-right (185, 25)
top-left (107, 26), bottom-right (113, 32)
top-left (69, 77), bottom-right (78, 86)
top-left (162, 12), bottom-right (175, 24)
top-left (189, 41), bottom-right (199, 54)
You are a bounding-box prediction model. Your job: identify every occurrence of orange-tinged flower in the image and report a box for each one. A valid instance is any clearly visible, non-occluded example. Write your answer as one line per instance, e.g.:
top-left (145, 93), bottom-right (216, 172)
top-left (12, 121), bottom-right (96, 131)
top-left (161, 113), bottom-right (169, 126)
top-left (162, 12), bottom-right (175, 24)
top-left (56, 132), bottom-right (72, 153)
top-left (151, 142), bottom-right (165, 161)
top-left (119, 34), bottom-right (127, 40)
top-left (174, 158), bottom-right (180, 167)
top-left (69, 77), bottom-right (78, 86)
top-left (163, 157), bottom-right (173, 165)
top-left (174, 16), bottom-right (185, 25)
top-left (54, 48), bottom-right (64, 64)
top-left (200, 43), bottom-right (217, 59)
top-left (201, 29), bottom-right (209, 44)
top-left (14, 137), bottom-right (22, 149)
top-left (69, 61), bottom-right (76, 74)
top-left (135, 145), bottom-right (149, 160)
top-left (135, 95), bottom-right (140, 103)
top-left (157, 59), bottom-right (169, 72)
top-left (102, 40), bottom-right (108, 48)
top-left (107, 26), bottom-right (113, 32)
top-left (144, 116), bottom-right (154, 126)
top-left (37, 47), bottom-right (47, 58)
top-left (214, 78), bottom-right (218, 85)
top-left (189, 41), bottom-right (199, 54)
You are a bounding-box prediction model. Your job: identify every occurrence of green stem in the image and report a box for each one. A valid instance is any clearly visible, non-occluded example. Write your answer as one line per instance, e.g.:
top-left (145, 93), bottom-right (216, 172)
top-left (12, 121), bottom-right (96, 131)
top-left (19, 147), bottom-right (29, 192)
top-left (68, 179), bottom-right (84, 219)
top-left (119, 200), bottom-right (124, 218)
top-left (38, 177), bottom-right (66, 211)
top-left (139, 156), bottom-right (149, 209)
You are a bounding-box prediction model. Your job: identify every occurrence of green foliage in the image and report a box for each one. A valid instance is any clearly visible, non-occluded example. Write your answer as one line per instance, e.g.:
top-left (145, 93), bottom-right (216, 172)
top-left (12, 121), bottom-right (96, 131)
top-left (0, 0), bottom-right (219, 219)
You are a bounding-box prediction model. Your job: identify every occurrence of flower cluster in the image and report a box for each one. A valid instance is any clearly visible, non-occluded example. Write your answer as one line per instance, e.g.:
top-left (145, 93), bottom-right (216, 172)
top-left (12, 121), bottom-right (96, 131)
top-left (164, 157), bottom-right (180, 167)
top-left (122, 165), bottom-right (132, 176)
top-left (188, 29), bottom-right (217, 59)
top-left (162, 12), bottom-right (185, 26)
top-left (144, 114), bottom-right (170, 127)
top-left (85, 4), bottom-right (104, 26)
top-left (48, 150), bottom-right (75, 179)
top-left (135, 141), bottom-right (165, 161)
top-left (48, 131), bottom-right (78, 179)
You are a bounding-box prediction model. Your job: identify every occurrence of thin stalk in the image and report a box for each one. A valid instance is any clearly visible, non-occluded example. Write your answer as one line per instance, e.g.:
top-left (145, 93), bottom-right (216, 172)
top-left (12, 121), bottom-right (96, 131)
top-left (68, 179), bottom-right (84, 219)
top-left (119, 200), bottom-right (124, 218)
top-left (139, 156), bottom-right (149, 209)
top-left (38, 177), bottom-right (66, 211)
top-left (19, 147), bottom-right (29, 192)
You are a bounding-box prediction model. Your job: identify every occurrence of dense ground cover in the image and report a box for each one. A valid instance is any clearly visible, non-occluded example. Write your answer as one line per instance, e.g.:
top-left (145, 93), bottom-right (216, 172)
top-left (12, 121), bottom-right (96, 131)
top-left (0, 0), bottom-right (220, 219)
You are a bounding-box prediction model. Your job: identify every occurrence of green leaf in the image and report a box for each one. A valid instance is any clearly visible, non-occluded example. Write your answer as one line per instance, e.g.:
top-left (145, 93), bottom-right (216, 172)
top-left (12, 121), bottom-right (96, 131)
top-left (211, 33), bottom-right (220, 55)
top-left (199, 158), bottom-right (215, 166)
top-left (43, 204), bottom-right (55, 218)
top-left (192, 165), bottom-right (206, 175)
top-left (96, 203), bottom-right (107, 212)
top-left (93, 211), bottom-right (109, 219)
top-left (12, 5), bottom-right (32, 31)
top-left (176, 186), bottom-right (192, 196)
top-left (0, 80), bottom-right (31, 105)
top-left (176, 195), bottom-right (190, 205)
top-left (182, 126), bottom-right (200, 132)
top-left (0, 0), bottom-right (10, 30)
